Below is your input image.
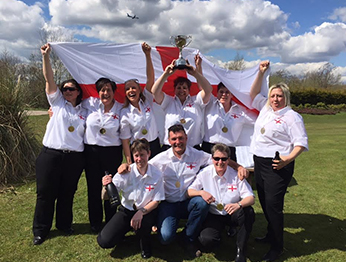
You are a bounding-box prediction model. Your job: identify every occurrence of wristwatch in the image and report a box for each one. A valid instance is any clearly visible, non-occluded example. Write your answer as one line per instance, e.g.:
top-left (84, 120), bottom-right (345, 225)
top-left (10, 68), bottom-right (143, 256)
top-left (237, 202), bottom-right (243, 208)
top-left (140, 207), bottom-right (147, 214)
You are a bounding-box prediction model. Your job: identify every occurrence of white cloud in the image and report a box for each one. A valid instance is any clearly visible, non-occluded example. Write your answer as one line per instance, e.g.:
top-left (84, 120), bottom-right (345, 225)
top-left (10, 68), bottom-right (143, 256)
top-left (328, 7), bottom-right (346, 22)
top-left (0, 0), bottom-right (45, 60)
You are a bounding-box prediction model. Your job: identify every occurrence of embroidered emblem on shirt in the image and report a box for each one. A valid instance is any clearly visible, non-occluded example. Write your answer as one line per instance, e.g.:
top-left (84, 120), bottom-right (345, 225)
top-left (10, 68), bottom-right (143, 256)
top-left (275, 118), bottom-right (283, 124)
top-left (186, 163), bottom-right (196, 169)
top-left (231, 114), bottom-right (240, 119)
top-left (79, 115), bottom-right (85, 120)
top-left (112, 114), bottom-right (119, 119)
top-left (145, 107), bottom-right (151, 113)
top-left (145, 185), bottom-right (155, 191)
top-left (228, 184), bottom-right (237, 191)
top-left (186, 103), bottom-right (193, 107)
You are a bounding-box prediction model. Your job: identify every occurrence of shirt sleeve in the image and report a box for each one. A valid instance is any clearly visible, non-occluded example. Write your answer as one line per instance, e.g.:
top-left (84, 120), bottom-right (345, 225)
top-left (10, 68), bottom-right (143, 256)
top-left (288, 114), bottom-right (309, 151)
top-left (119, 109), bottom-right (132, 140)
top-left (188, 172), bottom-right (203, 190)
top-left (160, 93), bottom-right (173, 110)
top-left (251, 93), bottom-right (267, 111)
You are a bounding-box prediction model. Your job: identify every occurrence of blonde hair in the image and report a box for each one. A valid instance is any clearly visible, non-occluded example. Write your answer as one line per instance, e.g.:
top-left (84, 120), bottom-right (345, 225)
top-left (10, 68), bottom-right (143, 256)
top-left (266, 82), bottom-right (291, 108)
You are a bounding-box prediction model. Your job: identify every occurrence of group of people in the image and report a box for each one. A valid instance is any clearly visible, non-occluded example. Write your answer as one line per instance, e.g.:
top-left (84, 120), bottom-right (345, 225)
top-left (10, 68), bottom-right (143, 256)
top-left (32, 42), bottom-right (308, 262)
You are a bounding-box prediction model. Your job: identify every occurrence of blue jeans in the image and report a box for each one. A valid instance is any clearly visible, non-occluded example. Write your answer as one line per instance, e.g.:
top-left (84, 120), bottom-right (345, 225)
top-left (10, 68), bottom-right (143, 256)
top-left (157, 196), bottom-right (209, 244)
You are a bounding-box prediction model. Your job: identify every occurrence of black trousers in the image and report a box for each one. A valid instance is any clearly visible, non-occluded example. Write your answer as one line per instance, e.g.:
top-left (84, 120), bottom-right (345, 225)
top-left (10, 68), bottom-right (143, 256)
top-left (198, 207), bottom-right (255, 251)
top-left (254, 155), bottom-right (295, 251)
top-left (97, 206), bottom-right (157, 249)
top-left (201, 141), bottom-right (237, 162)
top-left (33, 146), bottom-right (85, 237)
top-left (84, 144), bottom-right (123, 228)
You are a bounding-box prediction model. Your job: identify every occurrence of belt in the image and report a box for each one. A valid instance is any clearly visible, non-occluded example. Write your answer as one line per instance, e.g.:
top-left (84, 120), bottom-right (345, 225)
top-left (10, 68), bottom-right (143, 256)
top-left (43, 146), bottom-right (80, 154)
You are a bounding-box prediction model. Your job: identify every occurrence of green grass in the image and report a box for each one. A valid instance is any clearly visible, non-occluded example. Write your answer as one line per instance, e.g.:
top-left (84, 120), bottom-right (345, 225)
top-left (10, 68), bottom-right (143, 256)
top-left (1, 113), bottom-right (345, 262)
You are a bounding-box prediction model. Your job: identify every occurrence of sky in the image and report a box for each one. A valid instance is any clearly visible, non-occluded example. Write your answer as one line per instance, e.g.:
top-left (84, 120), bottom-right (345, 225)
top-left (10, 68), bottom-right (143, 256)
top-left (1, 0), bottom-right (346, 82)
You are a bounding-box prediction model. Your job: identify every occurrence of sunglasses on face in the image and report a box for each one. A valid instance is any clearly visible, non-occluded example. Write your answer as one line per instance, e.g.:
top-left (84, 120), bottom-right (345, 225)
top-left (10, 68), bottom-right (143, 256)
top-left (62, 87), bottom-right (77, 92)
top-left (212, 157), bottom-right (229, 162)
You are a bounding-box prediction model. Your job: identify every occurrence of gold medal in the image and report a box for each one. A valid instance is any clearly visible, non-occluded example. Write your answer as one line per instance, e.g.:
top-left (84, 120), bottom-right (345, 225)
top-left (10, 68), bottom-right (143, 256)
top-left (216, 203), bottom-right (224, 211)
top-left (260, 127), bottom-right (265, 134)
top-left (222, 126), bottom-right (228, 133)
top-left (68, 126), bottom-right (75, 132)
top-left (175, 181), bottom-right (181, 188)
top-left (100, 128), bottom-right (106, 135)
top-left (180, 118), bottom-right (186, 124)
top-left (141, 128), bottom-right (148, 135)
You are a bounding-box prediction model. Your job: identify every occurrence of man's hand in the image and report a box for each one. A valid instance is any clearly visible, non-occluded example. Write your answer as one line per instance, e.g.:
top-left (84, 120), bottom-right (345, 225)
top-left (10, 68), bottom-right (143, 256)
top-left (237, 166), bottom-right (249, 180)
top-left (117, 163), bottom-right (131, 174)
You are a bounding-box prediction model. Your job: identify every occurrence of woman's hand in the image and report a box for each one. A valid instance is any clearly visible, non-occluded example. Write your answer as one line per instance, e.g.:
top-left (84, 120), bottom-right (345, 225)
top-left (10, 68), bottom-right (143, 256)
top-left (102, 174), bottom-right (112, 186)
top-left (259, 60), bottom-right (270, 74)
top-left (141, 42), bottom-right (151, 55)
top-left (224, 203), bottom-right (241, 215)
top-left (130, 210), bottom-right (144, 230)
top-left (200, 190), bottom-right (215, 204)
top-left (164, 60), bottom-right (176, 76)
top-left (41, 43), bottom-right (51, 57)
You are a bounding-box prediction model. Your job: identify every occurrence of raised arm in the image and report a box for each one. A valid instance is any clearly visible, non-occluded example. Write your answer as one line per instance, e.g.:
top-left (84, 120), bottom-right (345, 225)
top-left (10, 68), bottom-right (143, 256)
top-left (142, 42), bottom-right (155, 93)
top-left (249, 60), bottom-right (270, 101)
top-left (194, 53), bottom-right (203, 91)
top-left (151, 60), bottom-right (176, 104)
top-left (41, 43), bottom-right (57, 95)
top-left (185, 63), bottom-right (212, 104)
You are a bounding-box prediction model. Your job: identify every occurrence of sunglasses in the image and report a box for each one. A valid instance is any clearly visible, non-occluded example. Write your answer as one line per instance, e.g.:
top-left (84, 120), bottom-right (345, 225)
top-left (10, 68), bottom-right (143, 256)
top-left (212, 157), bottom-right (229, 162)
top-left (124, 78), bottom-right (139, 84)
top-left (62, 87), bottom-right (77, 92)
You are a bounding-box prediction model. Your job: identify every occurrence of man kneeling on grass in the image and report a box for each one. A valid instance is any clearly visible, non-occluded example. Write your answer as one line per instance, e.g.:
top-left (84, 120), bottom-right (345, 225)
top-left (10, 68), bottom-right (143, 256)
top-left (97, 139), bottom-right (165, 259)
top-left (187, 143), bottom-right (255, 262)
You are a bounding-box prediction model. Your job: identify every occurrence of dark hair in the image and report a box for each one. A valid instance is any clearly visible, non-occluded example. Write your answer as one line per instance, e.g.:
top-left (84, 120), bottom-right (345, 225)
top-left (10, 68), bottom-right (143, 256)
top-left (174, 77), bottom-right (191, 89)
top-left (217, 82), bottom-right (226, 91)
top-left (95, 77), bottom-right (117, 93)
top-left (131, 138), bottom-right (150, 154)
top-left (59, 79), bottom-right (83, 105)
top-left (168, 124), bottom-right (186, 135)
top-left (211, 143), bottom-right (230, 158)
top-left (123, 79), bottom-right (146, 108)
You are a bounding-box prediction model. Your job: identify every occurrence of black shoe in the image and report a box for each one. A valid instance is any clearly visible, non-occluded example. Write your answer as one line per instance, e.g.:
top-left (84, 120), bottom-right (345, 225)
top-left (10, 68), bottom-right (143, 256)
top-left (183, 241), bottom-right (202, 258)
top-left (140, 239), bottom-right (152, 259)
top-left (235, 247), bottom-right (246, 262)
top-left (262, 249), bottom-right (283, 262)
top-left (59, 227), bottom-right (74, 235)
top-left (33, 236), bottom-right (45, 245)
top-left (141, 250), bottom-right (152, 259)
top-left (255, 235), bottom-right (271, 243)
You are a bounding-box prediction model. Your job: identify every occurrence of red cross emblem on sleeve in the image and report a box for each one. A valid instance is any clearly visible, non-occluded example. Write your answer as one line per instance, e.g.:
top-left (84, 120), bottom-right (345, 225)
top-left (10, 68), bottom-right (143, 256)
top-left (228, 185), bottom-right (237, 191)
top-left (146, 185), bottom-right (154, 191)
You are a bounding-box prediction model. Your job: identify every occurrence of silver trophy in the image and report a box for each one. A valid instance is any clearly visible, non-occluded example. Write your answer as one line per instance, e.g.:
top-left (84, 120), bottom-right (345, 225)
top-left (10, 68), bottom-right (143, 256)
top-left (170, 35), bottom-right (192, 69)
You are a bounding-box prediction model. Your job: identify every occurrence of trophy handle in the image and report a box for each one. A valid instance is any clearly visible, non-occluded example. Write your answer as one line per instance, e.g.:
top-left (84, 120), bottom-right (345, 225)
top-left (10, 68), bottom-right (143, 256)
top-left (184, 35), bottom-right (192, 48)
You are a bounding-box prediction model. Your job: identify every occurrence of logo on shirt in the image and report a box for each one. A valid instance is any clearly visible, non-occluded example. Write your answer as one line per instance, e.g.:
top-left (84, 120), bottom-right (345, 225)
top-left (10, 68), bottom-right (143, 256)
top-left (112, 114), bottom-right (119, 120)
top-left (79, 115), bottom-right (86, 120)
top-left (231, 114), bottom-right (240, 119)
top-left (186, 162), bottom-right (196, 169)
top-left (145, 107), bottom-right (151, 113)
top-left (186, 103), bottom-right (194, 107)
top-left (228, 184), bottom-right (237, 191)
top-left (145, 184), bottom-right (155, 192)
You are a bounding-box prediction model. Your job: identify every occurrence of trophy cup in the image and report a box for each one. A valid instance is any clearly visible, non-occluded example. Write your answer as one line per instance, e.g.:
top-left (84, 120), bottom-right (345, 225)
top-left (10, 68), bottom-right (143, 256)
top-left (170, 35), bottom-right (192, 69)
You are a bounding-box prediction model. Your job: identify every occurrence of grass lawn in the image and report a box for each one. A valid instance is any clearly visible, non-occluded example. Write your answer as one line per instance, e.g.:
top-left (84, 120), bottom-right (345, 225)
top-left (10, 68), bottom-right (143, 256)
top-left (0, 113), bottom-right (345, 262)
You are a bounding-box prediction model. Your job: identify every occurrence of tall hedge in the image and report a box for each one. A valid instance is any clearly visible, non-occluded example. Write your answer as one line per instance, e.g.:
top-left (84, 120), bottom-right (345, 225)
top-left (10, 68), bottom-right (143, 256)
top-left (291, 89), bottom-right (346, 105)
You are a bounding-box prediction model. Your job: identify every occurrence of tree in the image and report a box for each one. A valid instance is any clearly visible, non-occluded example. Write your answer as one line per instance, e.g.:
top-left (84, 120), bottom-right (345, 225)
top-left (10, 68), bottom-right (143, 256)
top-left (227, 52), bottom-right (246, 71)
top-left (303, 63), bottom-right (341, 89)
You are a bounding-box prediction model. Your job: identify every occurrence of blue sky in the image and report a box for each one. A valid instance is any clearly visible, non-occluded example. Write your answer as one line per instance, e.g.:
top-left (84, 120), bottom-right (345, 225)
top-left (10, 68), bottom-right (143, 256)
top-left (2, 0), bottom-right (346, 81)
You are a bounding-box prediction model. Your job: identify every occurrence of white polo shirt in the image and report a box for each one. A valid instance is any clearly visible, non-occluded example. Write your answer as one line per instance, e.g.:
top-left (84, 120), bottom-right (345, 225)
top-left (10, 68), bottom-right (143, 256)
top-left (149, 146), bottom-right (212, 202)
top-left (83, 97), bottom-right (122, 147)
top-left (112, 163), bottom-right (165, 211)
top-left (189, 165), bottom-right (254, 216)
top-left (120, 89), bottom-right (159, 143)
top-left (203, 95), bottom-right (255, 146)
top-left (42, 90), bottom-right (86, 152)
top-left (250, 94), bottom-right (309, 158)
top-left (160, 92), bottom-right (205, 147)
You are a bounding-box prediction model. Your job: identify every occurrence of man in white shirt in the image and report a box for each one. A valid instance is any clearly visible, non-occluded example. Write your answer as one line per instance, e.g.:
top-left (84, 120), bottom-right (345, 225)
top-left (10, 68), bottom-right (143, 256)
top-left (188, 143), bottom-right (255, 262)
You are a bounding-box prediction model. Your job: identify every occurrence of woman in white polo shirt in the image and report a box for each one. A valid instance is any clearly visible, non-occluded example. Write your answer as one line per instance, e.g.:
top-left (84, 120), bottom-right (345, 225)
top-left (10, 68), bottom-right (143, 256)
top-left (32, 43), bottom-right (86, 245)
top-left (249, 61), bottom-right (308, 261)
top-left (151, 58), bottom-right (213, 150)
top-left (83, 77), bottom-right (123, 233)
top-left (120, 42), bottom-right (161, 164)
